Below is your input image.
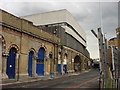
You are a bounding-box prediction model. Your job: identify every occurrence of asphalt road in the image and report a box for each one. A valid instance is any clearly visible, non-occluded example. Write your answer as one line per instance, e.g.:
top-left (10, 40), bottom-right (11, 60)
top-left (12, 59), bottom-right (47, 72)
top-left (4, 69), bottom-right (100, 89)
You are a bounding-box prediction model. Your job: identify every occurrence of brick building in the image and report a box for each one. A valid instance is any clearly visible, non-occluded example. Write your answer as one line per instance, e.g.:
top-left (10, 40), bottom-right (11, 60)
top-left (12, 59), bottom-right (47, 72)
top-left (0, 9), bottom-right (90, 81)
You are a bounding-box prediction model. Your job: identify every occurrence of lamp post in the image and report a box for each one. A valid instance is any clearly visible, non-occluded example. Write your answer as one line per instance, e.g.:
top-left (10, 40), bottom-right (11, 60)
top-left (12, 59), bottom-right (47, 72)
top-left (60, 45), bottom-right (64, 75)
top-left (53, 28), bottom-right (57, 76)
top-left (91, 28), bottom-right (105, 88)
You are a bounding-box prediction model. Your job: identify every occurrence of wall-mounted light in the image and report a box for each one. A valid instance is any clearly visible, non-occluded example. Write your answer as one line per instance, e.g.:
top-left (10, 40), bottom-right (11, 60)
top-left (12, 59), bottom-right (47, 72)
top-left (53, 29), bottom-right (57, 34)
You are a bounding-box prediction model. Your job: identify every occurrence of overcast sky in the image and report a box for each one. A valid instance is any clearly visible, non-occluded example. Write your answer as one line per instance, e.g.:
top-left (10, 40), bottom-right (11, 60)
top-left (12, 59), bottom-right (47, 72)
top-left (0, 0), bottom-right (119, 59)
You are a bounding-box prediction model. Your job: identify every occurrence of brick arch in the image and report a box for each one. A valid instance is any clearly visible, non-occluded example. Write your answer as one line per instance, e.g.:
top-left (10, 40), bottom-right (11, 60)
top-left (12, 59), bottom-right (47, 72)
top-left (29, 48), bottom-right (36, 55)
top-left (64, 53), bottom-right (68, 56)
top-left (38, 44), bottom-right (47, 54)
top-left (74, 55), bottom-right (82, 72)
top-left (8, 44), bottom-right (19, 53)
top-left (38, 44), bottom-right (47, 58)
top-left (74, 55), bottom-right (81, 63)
top-left (36, 44), bottom-right (47, 76)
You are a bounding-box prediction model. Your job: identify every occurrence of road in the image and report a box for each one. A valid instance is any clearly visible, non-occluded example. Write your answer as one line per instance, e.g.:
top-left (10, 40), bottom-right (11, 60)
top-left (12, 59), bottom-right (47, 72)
top-left (3, 69), bottom-right (100, 89)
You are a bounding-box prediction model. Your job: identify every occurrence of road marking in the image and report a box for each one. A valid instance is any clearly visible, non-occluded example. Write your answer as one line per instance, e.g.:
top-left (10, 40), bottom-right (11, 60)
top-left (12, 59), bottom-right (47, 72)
top-left (68, 76), bottom-right (99, 88)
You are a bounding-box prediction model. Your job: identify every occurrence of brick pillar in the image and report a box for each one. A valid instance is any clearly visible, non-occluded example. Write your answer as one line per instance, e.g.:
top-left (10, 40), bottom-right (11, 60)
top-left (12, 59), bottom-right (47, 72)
top-left (81, 55), bottom-right (85, 71)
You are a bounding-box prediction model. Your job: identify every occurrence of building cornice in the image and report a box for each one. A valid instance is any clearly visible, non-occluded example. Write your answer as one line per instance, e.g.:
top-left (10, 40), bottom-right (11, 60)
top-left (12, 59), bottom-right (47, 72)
top-left (1, 22), bottom-right (60, 45)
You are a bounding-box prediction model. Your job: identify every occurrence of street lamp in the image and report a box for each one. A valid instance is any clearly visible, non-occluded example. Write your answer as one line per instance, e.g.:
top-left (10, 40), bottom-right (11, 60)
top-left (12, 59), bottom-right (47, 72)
top-left (91, 28), bottom-right (103, 88)
top-left (91, 30), bottom-right (98, 38)
top-left (53, 29), bottom-right (57, 34)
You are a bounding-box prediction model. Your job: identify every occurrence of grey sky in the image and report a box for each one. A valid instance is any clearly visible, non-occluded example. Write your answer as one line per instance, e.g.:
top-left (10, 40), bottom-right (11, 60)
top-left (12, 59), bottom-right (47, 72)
top-left (0, 0), bottom-right (118, 59)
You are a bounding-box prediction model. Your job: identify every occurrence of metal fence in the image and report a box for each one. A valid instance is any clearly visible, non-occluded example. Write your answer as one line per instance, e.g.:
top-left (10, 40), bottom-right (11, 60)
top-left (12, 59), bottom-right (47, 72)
top-left (91, 28), bottom-right (120, 89)
top-left (117, 49), bottom-right (120, 89)
top-left (111, 46), bottom-right (120, 88)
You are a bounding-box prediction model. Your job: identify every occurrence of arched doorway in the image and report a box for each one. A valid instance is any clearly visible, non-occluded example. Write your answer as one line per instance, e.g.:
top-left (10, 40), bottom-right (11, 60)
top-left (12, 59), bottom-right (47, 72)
top-left (36, 47), bottom-right (45, 76)
top-left (6, 47), bottom-right (17, 79)
top-left (28, 51), bottom-right (34, 77)
top-left (74, 55), bottom-right (81, 72)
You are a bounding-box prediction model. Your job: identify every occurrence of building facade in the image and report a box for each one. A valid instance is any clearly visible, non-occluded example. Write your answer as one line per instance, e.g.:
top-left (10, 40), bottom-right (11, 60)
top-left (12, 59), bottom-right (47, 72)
top-left (108, 37), bottom-right (118, 68)
top-left (22, 9), bottom-right (90, 73)
top-left (0, 9), bottom-right (60, 80)
top-left (0, 9), bottom-right (90, 81)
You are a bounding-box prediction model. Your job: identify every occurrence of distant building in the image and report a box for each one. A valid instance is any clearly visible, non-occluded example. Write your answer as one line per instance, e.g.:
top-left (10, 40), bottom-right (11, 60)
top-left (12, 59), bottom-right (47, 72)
top-left (92, 58), bottom-right (100, 68)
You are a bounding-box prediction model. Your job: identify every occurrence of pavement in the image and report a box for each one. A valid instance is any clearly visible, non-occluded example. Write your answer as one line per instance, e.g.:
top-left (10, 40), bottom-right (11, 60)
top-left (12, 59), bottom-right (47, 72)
top-left (0, 70), bottom-right (91, 88)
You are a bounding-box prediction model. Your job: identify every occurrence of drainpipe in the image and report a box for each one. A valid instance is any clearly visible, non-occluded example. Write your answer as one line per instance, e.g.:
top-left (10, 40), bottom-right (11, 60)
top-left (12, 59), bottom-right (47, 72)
top-left (53, 28), bottom-right (58, 76)
top-left (17, 54), bottom-right (20, 81)
top-left (54, 40), bottom-right (56, 76)
top-left (17, 18), bottom-right (22, 81)
top-left (56, 44), bottom-right (59, 75)
top-left (61, 45), bottom-right (64, 75)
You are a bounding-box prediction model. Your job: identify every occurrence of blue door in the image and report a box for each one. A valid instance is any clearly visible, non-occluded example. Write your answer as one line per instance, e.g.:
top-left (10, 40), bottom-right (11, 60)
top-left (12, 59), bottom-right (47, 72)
top-left (6, 48), bottom-right (16, 79)
top-left (36, 64), bottom-right (44, 76)
top-left (63, 65), bottom-right (67, 73)
top-left (36, 48), bottom-right (45, 76)
top-left (58, 64), bottom-right (61, 73)
top-left (28, 51), bottom-right (34, 77)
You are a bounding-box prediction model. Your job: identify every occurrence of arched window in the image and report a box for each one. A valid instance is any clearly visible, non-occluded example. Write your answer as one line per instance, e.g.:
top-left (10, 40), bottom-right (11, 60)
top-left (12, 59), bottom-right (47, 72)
top-left (37, 47), bottom-right (45, 62)
top-left (49, 53), bottom-right (52, 59)
top-left (36, 47), bottom-right (45, 76)
top-left (28, 51), bottom-right (34, 77)
top-left (64, 53), bottom-right (68, 60)
top-left (74, 55), bottom-right (81, 72)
